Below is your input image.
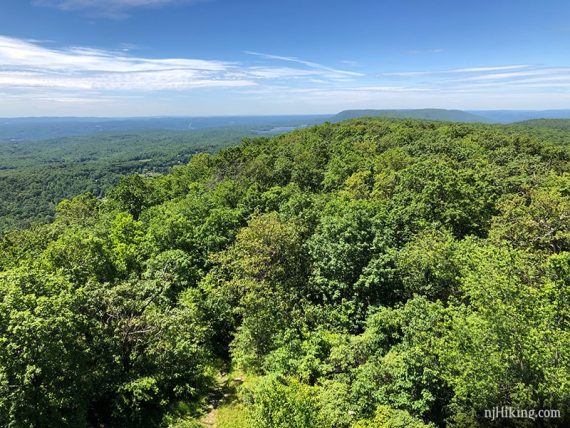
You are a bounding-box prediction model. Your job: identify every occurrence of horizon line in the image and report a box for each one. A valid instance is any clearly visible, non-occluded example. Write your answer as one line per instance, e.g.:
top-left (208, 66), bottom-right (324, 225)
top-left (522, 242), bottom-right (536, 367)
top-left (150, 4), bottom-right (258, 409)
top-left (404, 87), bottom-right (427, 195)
top-left (2, 107), bottom-right (570, 120)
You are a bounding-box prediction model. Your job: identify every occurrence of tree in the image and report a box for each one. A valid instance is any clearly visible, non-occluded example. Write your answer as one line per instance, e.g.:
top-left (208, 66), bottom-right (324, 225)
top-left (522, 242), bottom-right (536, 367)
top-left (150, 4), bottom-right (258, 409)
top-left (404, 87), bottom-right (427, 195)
top-left (0, 267), bottom-right (94, 427)
top-left (214, 212), bottom-right (307, 370)
top-left (110, 175), bottom-right (151, 220)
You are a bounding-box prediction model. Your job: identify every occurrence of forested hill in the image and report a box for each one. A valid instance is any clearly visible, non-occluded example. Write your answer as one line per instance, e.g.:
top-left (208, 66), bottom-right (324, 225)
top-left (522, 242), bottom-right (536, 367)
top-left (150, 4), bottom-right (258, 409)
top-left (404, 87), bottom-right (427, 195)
top-left (514, 118), bottom-right (570, 131)
top-left (1, 118), bottom-right (570, 427)
top-left (332, 108), bottom-right (493, 123)
top-left (0, 127), bottom-right (256, 232)
top-left (0, 118), bottom-right (324, 233)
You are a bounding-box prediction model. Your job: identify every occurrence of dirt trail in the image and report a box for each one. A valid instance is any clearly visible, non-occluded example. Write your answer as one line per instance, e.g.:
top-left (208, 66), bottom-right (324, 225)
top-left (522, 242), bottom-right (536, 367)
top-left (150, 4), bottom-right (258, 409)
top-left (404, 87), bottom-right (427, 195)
top-left (202, 407), bottom-right (217, 427)
top-left (200, 374), bottom-right (243, 428)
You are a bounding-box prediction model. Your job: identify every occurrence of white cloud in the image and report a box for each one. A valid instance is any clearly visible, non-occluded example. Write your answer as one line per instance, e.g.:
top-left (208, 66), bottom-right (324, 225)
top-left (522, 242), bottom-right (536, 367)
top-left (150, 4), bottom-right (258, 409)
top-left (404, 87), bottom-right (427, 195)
top-left (457, 68), bottom-right (570, 83)
top-left (382, 65), bottom-right (531, 77)
top-left (407, 48), bottom-right (444, 55)
top-left (1, 35), bottom-right (569, 116)
top-left (382, 71), bottom-right (433, 77)
top-left (0, 36), bottom-right (376, 96)
top-left (448, 65), bottom-right (530, 73)
top-left (0, 71), bottom-right (256, 91)
top-left (33, 0), bottom-right (204, 18)
top-left (0, 35), bottom-right (379, 115)
top-left (246, 67), bottom-right (321, 79)
top-left (378, 65), bottom-right (570, 92)
top-left (459, 71), bottom-right (543, 81)
top-left (244, 51), bottom-right (365, 78)
top-left (0, 36), bottom-right (228, 72)
top-left (0, 35), bottom-right (257, 92)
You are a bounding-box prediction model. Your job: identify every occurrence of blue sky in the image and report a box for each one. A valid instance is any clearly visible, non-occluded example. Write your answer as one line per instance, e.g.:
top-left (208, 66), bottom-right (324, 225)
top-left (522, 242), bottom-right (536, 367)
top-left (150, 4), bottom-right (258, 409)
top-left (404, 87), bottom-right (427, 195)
top-left (0, 0), bottom-right (569, 116)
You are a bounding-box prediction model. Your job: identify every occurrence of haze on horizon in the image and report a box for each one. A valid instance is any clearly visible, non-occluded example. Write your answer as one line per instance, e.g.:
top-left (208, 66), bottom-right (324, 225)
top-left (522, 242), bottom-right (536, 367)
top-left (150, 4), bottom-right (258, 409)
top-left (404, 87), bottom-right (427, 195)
top-left (1, 0), bottom-right (569, 117)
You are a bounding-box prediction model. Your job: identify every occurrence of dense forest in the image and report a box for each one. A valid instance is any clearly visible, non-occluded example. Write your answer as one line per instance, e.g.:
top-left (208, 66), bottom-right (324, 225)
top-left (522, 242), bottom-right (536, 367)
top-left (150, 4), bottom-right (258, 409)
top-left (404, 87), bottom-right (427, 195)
top-left (2, 115), bottom-right (569, 233)
top-left (515, 119), bottom-right (570, 131)
top-left (1, 118), bottom-right (569, 427)
top-left (0, 128), bottom-right (253, 231)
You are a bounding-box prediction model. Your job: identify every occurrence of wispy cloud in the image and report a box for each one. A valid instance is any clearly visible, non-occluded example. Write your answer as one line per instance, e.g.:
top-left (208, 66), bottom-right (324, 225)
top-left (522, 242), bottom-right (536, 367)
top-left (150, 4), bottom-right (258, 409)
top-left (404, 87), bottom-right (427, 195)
top-left (0, 35), bottom-right (372, 103)
top-left (2, 35), bottom-right (569, 116)
top-left (407, 48), bottom-right (444, 55)
top-left (382, 71), bottom-right (432, 77)
top-left (459, 71), bottom-right (544, 81)
top-left (381, 64), bottom-right (570, 96)
top-left (33, 0), bottom-right (205, 18)
top-left (383, 65), bottom-right (531, 77)
top-left (244, 51), bottom-right (365, 78)
top-left (449, 65), bottom-right (531, 73)
top-left (0, 35), bottom-right (255, 91)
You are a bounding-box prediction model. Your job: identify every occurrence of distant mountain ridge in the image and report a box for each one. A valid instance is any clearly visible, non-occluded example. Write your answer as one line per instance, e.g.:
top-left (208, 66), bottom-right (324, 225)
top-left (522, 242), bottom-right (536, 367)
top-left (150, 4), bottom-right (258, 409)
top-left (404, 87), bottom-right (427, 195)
top-left (331, 108), bottom-right (570, 124)
top-left (332, 108), bottom-right (494, 123)
top-left (469, 110), bottom-right (570, 123)
top-left (3, 110), bottom-right (570, 142)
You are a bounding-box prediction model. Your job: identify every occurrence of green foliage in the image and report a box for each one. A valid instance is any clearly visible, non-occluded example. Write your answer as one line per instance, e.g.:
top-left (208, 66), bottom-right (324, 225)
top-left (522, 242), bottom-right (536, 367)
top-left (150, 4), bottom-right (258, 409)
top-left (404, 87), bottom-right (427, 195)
top-left (1, 118), bottom-right (569, 426)
top-left (353, 405), bottom-right (434, 428)
top-left (307, 200), bottom-right (383, 330)
top-left (387, 157), bottom-right (496, 238)
top-left (440, 244), bottom-right (570, 424)
top-left (490, 174), bottom-right (570, 252)
top-left (0, 268), bottom-right (94, 426)
top-left (0, 128), bottom-right (249, 232)
top-left (515, 118), bottom-right (570, 131)
top-left (395, 227), bottom-right (459, 300)
top-left (217, 212), bottom-right (308, 370)
top-left (215, 404), bottom-right (253, 428)
top-left (110, 175), bottom-right (151, 220)
top-left (240, 375), bottom-right (324, 428)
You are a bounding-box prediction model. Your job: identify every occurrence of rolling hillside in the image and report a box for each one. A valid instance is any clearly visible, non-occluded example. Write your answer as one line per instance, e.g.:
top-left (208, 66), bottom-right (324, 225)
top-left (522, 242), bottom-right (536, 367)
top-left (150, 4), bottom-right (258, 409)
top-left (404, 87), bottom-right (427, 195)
top-left (1, 118), bottom-right (569, 427)
top-left (514, 118), bottom-right (570, 131)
